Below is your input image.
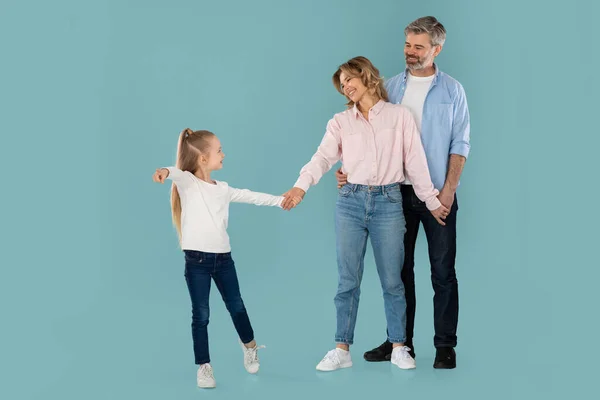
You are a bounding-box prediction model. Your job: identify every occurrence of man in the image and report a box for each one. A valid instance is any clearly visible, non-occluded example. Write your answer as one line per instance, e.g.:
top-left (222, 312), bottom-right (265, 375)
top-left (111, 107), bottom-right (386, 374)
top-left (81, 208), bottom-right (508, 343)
top-left (335, 16), bottom-right (470, 369)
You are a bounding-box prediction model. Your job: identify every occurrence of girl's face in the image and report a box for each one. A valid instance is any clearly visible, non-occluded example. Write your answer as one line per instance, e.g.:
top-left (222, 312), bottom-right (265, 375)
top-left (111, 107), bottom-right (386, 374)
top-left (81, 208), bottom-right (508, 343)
top-left (200, 136), bottom-right (225, 171)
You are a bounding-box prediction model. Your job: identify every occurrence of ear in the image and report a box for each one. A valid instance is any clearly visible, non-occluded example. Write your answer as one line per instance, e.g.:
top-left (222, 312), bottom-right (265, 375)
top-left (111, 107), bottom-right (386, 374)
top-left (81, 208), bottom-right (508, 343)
top-left (433, 44), bottom-right (443, 57)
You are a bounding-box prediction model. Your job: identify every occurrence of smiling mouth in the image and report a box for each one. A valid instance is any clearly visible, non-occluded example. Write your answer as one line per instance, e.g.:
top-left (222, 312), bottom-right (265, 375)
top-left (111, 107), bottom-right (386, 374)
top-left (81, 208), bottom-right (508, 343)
top-left (348, 89), bottom-right (356, 97)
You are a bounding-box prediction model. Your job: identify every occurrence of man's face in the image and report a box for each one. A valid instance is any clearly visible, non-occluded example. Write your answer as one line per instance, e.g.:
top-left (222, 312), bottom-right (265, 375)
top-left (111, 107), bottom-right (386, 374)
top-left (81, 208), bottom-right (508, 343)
top-left (404, 32), bottom-right (441, 71)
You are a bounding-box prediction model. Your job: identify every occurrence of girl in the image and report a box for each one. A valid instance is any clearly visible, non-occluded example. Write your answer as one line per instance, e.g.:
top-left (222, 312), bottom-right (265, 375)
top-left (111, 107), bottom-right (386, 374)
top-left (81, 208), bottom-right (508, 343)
top-left (152, 128), bottom-right (297, 388)
top-left (282, 57), bottom-right (449, 371)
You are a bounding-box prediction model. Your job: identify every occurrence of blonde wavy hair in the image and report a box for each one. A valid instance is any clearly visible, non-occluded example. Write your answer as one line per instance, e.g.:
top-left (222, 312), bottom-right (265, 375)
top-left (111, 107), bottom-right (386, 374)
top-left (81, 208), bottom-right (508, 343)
top-left (332, 56), bottom-right (388, 108)
top-left (170, 128), bottom-right (215, 241)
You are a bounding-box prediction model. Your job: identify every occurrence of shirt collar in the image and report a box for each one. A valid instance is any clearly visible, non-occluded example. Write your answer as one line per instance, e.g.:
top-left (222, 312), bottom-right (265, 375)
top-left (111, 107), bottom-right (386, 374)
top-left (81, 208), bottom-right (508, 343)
top-left (401, 63), bottom-right (440, 85)
top-left (352, 99), bottom-right (386, 119)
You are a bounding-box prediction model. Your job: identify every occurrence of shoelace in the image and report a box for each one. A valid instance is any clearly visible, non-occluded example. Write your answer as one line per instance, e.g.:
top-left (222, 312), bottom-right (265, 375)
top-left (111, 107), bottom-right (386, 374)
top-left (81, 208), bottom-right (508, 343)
top-left (244, 344), bottom-right (266, 363)
top-left (322, 349), bottom-right (342, 365)
top-left (198, 365), bottom-right (214, 380)
top-left (395, 346), bottom-right (413, 359)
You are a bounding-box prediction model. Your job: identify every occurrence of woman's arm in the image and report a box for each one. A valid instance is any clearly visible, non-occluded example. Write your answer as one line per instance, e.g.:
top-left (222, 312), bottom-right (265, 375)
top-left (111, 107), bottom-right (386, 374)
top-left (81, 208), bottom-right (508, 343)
top-left (401, 109), bottom-right (442, 211)
top-left (293, 117), bottom-right (343, 192)
top-left (281, 118), bottom-right (343, 210)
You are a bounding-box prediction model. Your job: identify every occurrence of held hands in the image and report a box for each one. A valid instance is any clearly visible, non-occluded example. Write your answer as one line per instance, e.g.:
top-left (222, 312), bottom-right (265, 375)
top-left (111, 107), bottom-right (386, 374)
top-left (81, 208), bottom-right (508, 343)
top-left (431, 186), bottom-right (455, 226)
top-left (338, 167), bottom-right (451, 225)
top-left (281, 187), bottom-right (305, 211)
top-left (438, 186), bottom-right (455, 209)
top-left (430, 204), bottom-right (450, 226)
top-left (152, 168), bottom-right (169, 183)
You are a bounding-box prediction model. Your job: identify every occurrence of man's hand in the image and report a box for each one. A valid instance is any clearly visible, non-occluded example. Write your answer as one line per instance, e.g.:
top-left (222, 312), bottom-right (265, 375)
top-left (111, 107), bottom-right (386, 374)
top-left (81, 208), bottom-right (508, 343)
top-left (438, 186), bottom-right (455, 209)
top-left (335, 168), bottom-right (348, 188)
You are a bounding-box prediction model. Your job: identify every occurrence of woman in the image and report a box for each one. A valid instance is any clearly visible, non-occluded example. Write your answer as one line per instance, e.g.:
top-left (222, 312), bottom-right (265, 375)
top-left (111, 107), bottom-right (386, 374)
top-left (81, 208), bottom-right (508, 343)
top-left (282, 56), bottom-right (448, 371)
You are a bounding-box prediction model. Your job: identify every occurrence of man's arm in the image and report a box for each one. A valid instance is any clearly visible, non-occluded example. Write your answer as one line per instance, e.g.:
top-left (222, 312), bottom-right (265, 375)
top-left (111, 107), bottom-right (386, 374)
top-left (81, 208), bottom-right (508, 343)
top-left (440, 83), bottom-right (470, 207)
top-left (443, 154), bottom-right (466, 192)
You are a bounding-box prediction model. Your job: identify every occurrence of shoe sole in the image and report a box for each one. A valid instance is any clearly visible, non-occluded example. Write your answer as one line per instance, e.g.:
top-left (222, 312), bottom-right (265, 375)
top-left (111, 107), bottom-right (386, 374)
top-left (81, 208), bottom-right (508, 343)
top-left (392, 362), bottom-right (416, 370)
top-left (433, 364), bottom-right (456, 369)
top-left (197, 383), bottom-right (216, 389)
top-left (364, 353), bottom-right (415, 362)
top-left (363, 353), bottom-right (392, 362)
top-left (316, 361), bottom-right (353, 371)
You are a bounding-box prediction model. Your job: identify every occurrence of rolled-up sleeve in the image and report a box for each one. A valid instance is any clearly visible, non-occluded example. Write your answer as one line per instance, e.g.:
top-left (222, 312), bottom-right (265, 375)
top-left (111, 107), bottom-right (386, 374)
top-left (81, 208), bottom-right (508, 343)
top-left (450, 83), bottom-right (471, 158)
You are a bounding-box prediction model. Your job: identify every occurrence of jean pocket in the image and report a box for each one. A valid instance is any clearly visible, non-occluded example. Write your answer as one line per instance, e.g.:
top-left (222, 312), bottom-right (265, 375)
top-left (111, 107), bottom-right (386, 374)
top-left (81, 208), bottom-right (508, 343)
top-left (184, 250), bottom-right (204, 264)
top-left (338, 184), bottom-right (353, 197)
top-left (384, 189), bottom-right (402, 203)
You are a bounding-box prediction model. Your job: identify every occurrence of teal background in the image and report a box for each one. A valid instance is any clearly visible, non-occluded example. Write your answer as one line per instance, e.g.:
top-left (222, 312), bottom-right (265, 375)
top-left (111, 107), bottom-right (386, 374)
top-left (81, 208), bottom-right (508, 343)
top-left (1, 0), bottom-right (598, 399)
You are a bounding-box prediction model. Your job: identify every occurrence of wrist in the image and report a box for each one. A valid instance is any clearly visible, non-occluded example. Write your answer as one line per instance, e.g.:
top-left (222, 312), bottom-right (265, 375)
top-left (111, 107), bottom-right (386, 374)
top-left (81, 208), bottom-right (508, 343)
top-left (442, 183), bottom-right (456, 193)
top-left (294, 186), bottom-right (306, 196)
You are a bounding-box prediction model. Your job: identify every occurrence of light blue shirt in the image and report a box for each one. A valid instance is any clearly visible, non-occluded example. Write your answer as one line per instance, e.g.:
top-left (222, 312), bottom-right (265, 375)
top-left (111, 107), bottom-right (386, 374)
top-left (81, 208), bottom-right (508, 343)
top-left (385, 65), bottom-right (471, 190)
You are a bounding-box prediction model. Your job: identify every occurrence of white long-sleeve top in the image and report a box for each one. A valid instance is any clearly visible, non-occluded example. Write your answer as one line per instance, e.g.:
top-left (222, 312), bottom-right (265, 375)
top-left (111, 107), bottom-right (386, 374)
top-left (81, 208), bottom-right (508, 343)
top-left (165, 167), bottom-right (284, 253)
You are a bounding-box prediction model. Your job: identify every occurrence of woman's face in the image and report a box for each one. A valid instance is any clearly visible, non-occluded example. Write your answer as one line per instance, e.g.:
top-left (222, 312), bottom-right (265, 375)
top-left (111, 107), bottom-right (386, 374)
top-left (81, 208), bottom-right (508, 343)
top-left (339, 71), bottom-right (368, 104)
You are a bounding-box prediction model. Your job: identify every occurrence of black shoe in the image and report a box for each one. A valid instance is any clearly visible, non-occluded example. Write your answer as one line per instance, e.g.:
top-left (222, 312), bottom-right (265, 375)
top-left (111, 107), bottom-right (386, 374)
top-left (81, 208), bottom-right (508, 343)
top-left (363, 340), bottom-right (392, 362)
top-left (433, 347), bottom-right (456, 369)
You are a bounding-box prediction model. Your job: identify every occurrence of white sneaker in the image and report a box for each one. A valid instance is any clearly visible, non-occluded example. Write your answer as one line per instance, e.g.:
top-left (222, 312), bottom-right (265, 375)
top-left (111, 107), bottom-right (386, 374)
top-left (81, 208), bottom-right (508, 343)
top-left (196, 363), bottom-right (216, 388)
top-left (391, 346), bottom-right (416, 369)
top-left (316, 348), bottom-right (353, 371)
top-left (240, 340), bottom-right (265, 374)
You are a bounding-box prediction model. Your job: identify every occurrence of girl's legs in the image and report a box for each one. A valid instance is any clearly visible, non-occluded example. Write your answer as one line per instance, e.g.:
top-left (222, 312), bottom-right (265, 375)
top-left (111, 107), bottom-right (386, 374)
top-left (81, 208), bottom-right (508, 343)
top-left (183, 251), bottom-right (213, 366)
top-left (212, 252), bottom-right (261, 373)
top-left (212, 253), bottom-right (254, 343)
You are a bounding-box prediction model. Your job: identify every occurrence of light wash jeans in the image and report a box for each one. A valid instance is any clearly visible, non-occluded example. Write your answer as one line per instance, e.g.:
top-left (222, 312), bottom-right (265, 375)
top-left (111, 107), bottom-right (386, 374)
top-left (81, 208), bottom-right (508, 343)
top-left (334, 183), bottom-right (407, 345)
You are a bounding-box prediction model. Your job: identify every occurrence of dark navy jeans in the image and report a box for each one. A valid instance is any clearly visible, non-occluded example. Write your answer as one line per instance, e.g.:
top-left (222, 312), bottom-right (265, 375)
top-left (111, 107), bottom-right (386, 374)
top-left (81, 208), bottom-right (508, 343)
top-left (183, 250), bottom-right (254, 364)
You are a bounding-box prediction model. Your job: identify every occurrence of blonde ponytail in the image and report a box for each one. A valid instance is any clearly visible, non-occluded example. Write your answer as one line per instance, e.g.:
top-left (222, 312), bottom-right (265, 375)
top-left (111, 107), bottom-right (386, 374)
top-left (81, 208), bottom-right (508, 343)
top-left (169, 128), bottom-right (215, 244)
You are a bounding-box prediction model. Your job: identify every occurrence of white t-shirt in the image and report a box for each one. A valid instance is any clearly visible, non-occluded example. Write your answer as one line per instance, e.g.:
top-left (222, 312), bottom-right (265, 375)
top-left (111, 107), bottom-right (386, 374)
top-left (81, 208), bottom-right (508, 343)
top-left (166, 167), bottom-right (284, 253)
top-left (400, 72), bottom-right (434, 185)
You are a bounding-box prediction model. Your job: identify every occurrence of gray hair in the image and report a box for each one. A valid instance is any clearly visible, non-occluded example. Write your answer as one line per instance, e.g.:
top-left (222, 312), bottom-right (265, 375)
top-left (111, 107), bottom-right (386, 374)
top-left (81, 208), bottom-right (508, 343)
top-left (404, 16), bottom-right (446, 47)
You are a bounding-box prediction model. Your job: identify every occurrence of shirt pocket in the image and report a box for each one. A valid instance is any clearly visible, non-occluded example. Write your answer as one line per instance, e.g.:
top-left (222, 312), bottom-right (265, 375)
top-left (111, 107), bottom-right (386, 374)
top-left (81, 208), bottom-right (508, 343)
top-left (380, 128), bottom-right (404, 156)
top-left (341, 131), bottom-right (366, 168)
top-left (431, 103), bottom-right (453, 134)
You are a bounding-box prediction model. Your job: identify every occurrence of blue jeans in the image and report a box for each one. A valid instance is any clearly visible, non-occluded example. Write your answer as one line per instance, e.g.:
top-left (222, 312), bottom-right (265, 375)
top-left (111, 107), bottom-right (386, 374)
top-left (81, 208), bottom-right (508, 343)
top-left (334, 183), bottom-right (407, 345)
top-left (183, 250), bottom-right (254, 365)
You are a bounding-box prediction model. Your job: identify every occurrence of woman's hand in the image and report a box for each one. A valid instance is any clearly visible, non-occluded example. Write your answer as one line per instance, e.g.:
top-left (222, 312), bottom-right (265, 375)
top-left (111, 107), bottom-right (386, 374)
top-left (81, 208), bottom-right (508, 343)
top-left (430, 204), bottom-right (450, 226)
top-left (335, 168), bottom-right (348, 188)
top-left (281, 187), bottom-right (306, 210)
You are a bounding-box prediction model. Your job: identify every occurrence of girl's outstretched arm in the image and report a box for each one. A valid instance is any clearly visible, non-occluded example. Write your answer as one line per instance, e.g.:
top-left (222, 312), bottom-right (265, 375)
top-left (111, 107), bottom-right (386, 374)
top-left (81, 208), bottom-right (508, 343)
top-left (229, 186), bottom-right (285, 208)
top-left (152, 167), bottom-right (195, 188)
